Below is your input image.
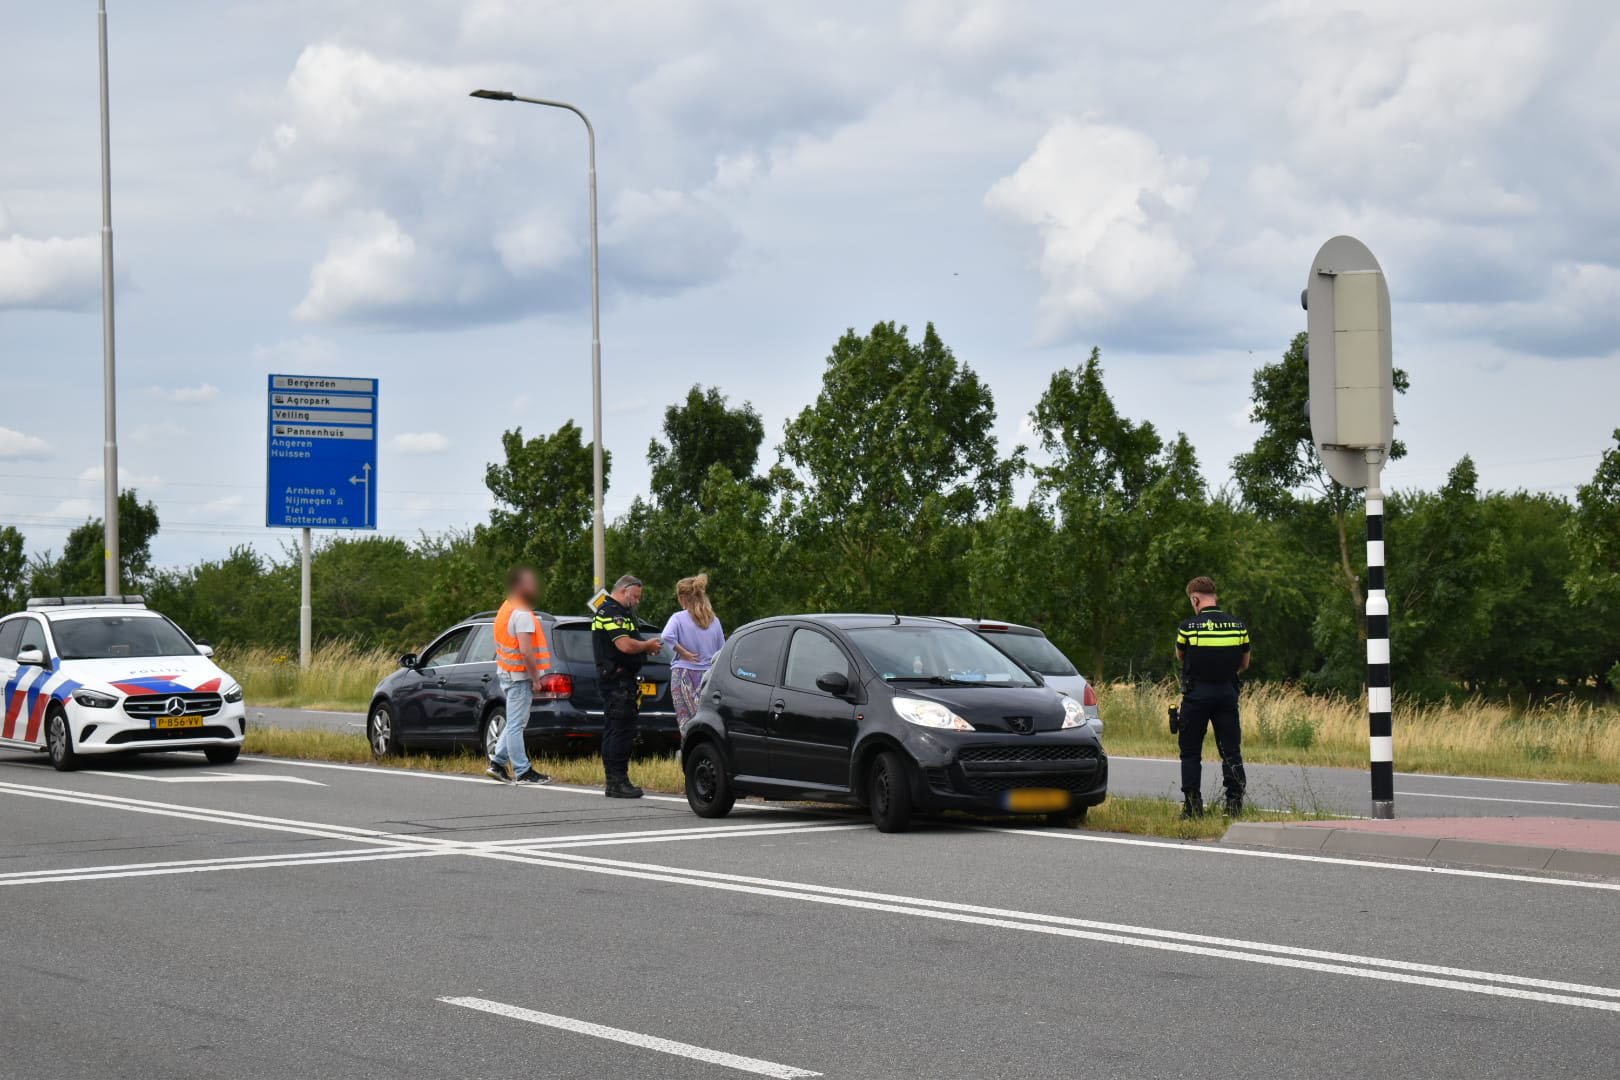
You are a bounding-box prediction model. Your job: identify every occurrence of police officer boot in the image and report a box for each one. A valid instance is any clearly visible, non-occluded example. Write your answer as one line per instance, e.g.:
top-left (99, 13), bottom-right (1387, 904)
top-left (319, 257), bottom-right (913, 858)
top-left (1224, 793), bottom-right (1244, 817)
top-left (1180, 793), bottom-right (1204, 820)
top-left (605, 779), bottom-right (644, 799)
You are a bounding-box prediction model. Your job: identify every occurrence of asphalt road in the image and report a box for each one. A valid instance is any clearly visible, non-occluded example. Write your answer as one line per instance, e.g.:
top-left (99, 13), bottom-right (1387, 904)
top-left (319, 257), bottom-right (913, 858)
top-left (2, 748), bottom-right (1615, 1079)
top-left (254, 705), bottom-right (1620, 820)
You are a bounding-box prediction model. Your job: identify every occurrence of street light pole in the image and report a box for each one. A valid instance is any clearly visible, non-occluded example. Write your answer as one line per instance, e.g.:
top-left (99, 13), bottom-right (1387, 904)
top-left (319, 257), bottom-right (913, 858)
top-left (97, 0), bottom-right (121, 596)
top-left (470, 89), bottom-right (606, 594)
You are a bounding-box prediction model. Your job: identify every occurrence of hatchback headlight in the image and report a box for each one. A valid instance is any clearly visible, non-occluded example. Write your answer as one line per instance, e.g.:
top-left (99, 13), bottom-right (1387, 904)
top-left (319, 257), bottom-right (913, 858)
top-left (222, 684), bottom-right (244, 704)
top-left (73, 689), bottom-right (119, 709)
top-left (892, 697), bottom-right (973, 731)
top-left (1060, 695), bottom-right (1086, 729)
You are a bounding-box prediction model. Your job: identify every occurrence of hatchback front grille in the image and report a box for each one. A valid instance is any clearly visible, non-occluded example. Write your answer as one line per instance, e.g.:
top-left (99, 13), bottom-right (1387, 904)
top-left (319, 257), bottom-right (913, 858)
top-left (122, 692), bottom-right (224, 719)
top-left (957, 744), bottom-right (1099, 765)
top-left (962, 768), bottom-right (1104, 797)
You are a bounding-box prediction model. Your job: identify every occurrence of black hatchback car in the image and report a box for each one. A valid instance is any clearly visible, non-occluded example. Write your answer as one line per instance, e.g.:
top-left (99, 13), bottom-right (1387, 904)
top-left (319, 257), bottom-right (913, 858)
top-left (680, 615), bottom-right (1108, 832)
top-left (365, 610), bottom-right (678, 758)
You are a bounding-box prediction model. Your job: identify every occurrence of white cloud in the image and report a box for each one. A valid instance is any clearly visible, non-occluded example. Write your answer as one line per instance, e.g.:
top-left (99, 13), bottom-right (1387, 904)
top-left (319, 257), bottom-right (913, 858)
top-left (493, 213), bottom-right (580, 276)
top-left (47, 499), bottom-right (97, 521)
top-left (986, 120), bottom-right (1207, 340)
top-left (146, 383), bottom-right (220, 404)
top-left (0, 427), bottom-right (50, 460)
top-left (293, 211), bottom-right (432, 323)
top-left (200, 494), bottom-right (246, 516)
top-left (252, 335), bottom-right (340, 366)
top-left (0, 205), bottom-right (100, 311)
top-left (77, 465), bottom-right (161, 488)
top-left (391, 431), bottom-right (451, 454)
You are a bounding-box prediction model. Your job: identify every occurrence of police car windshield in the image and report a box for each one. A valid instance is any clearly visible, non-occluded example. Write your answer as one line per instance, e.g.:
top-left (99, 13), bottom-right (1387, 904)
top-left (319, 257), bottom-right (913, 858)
top-left (849, 625), bottom-right (1037, 687)
top-left (52, 616), bottom-right (198, 660)
top-left (982, 631), bottom-right (1078, 677)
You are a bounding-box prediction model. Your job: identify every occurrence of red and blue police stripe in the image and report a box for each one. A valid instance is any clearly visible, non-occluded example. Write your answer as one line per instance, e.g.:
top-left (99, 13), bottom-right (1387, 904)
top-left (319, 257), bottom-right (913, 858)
top-left (1, 669), bottom-right (221, 746)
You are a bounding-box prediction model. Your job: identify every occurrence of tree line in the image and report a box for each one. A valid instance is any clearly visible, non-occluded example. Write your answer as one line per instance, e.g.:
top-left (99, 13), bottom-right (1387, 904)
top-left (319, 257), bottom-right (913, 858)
top-left (4, 323), bottom-right (1617, 701)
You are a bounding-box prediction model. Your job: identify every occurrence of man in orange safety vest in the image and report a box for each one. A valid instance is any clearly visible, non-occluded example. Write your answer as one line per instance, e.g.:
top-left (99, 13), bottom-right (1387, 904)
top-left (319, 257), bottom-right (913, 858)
top-left (487, 566), bottom-right (554, 785)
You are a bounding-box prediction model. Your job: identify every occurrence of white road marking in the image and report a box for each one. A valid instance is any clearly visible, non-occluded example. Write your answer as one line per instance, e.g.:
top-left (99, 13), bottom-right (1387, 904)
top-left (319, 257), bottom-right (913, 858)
top-left (474, 819), bottom-right (853, 850)
top-left (1, 849), bottom-right (442, 885)
top-left (235, 756), bottom-right (698, 805)
top-left (519, 824), bottom-right (869, 850)
top-left (439, 996), bottom-right (821, 1078)
top-left (0, 846), bottom-right (387, 881)
top-left (82, 770), bottom-right (326, 786)
top-left (475, 849), bottom-right (1620, 1013)
top-left (1398, 791), bottom-right (1620, 810)
top-left (1396, 772), bottom-right (1572, 787)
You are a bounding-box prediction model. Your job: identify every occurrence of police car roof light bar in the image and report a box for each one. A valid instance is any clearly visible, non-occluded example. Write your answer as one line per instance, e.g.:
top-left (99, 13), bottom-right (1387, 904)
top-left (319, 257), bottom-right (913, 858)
top-left (27, 595), bottom-right (147, 609)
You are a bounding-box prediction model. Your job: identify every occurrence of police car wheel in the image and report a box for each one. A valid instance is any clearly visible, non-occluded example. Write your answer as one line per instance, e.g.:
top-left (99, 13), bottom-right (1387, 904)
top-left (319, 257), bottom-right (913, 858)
top-left (684, 742), bottom-right (734, 818)
top-left (368, 701), bottom-right (400, 757)
top-left (46, 708), bottom-right (78, 772)
top-left (204, 745), bottom-right (241, 765)
top-left (868, 751), bottom-right (914, 833)
top-left (481, 709), bottom-right (505, 760)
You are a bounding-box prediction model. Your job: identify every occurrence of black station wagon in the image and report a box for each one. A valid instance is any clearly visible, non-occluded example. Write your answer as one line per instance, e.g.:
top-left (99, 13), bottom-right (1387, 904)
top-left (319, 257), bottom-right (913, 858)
top-left (679, 614), bottom-right (1108, 832)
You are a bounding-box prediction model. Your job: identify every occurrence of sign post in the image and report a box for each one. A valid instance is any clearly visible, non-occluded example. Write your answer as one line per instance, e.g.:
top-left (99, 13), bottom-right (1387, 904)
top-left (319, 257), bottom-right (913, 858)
top-left (266, 374), bottom-right (379, 669)
top-left (1302, 236), bottom-right (1395, 819)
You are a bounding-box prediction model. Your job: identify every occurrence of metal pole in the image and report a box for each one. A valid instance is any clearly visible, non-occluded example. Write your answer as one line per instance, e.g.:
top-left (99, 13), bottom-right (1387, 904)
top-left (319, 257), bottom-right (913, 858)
top-left (299, 528), bottom-right (312, 670)
top-left (1365, 450), bottom-right (1394, 818)
top-left (468, 90), bottom-right (606, 592)
top-left (97, 0), bottom-right (120, 596)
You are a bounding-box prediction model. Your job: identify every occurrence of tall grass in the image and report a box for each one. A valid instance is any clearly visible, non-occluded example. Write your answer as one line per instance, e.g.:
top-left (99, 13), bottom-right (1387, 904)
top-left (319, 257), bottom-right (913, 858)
top-left (219, 641), bottom-right (396, 711)
top-left (1099, 681), bottom-right (1620, 783)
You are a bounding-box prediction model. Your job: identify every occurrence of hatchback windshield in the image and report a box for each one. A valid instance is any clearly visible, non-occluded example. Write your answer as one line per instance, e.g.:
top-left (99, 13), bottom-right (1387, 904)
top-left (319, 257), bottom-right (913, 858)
top-left (51, 616), bottom-right (198, 660)
top-left (982, 631), bottom-right (1078, 677)
top-left (849, 625), bottom-right (1037, 687)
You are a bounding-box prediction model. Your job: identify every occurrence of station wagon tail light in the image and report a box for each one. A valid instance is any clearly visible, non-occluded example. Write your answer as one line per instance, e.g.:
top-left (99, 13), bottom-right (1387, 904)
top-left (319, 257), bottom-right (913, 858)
top-left (535, 672), bottom-right (573, 701)
top-left (892, 697), bottom-right (972, 731)
top-left (1082, 683), bottom-right (1098, 707)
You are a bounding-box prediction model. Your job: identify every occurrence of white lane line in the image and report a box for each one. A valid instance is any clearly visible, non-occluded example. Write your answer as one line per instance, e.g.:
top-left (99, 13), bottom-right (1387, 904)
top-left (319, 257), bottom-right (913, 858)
top-left (1398, 791), bottom-right (1620, 810)
top-left (973, 825), bottom-right (1620, 892)
top-left (475, 849), bottom-right (1620, 1013)
top-left (237, 756), bottom-right (696, 806)
top-left (516, 824), bottom-right (869, 851)
top-left (1397, 773), bottom-right (1572, 787)
top-left (440, 996), bottom-right (821, 1079)
top-left (2, 849), bottom-right (443, 886)
top-left (0, 846), bottom-right (387, 881)
top-left (475, 819), bottom-right (851, 850)
top-left (1107, 756), bottom-right (1584, 789)
top-left (529, 851), bottom-right (1620, 1000)
top-left (82, 770), bottom-right (327, 786)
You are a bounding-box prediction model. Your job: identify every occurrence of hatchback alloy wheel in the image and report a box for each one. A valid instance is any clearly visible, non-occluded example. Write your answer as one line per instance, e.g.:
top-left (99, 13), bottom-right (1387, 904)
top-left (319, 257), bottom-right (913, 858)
top-left (368, 702), bottom-right (396, 757)
top-left (483, 710), bottom-right (505, 759)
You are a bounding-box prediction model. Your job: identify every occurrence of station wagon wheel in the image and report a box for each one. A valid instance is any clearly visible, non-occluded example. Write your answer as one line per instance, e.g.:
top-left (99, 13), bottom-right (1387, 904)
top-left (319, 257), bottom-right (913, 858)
top-left (367, 701), bottom-right (399, 757)
top-left (684, 742), bottom-right (734, 818)
top-left (482, 708), bottom-right (506, 760)
top-left (868, 750), bottom-right (913, 833)
top-left (46, 708), bottom-right (78, 772)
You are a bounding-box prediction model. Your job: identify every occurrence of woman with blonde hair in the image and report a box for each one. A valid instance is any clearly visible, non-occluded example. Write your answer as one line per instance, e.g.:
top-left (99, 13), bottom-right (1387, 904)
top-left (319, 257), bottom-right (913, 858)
top-left (662, 573), bottom-right (726, 737)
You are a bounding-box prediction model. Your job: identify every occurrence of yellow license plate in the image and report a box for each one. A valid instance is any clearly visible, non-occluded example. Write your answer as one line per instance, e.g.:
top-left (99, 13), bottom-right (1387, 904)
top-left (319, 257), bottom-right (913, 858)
top-left (638, 681), bottom-right (657, 700)
top-left (1004, 788), bottom-right (1071, 813)
top-left (153, 715), bottom-right (204, 730)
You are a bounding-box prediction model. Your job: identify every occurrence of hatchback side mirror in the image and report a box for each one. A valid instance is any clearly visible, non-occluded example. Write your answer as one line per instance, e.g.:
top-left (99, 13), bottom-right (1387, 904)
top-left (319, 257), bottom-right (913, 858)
top-left (815, 671), bottom-right (851, 697)
top-left (15, 646), bottom-right (45, 667)
top-left (399, 653), bottom-right (418, 669)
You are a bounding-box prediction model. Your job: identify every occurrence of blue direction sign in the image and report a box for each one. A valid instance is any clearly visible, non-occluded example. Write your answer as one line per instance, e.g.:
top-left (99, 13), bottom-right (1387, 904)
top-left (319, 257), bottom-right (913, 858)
top-left (265, 374), bottom-right (378, 529)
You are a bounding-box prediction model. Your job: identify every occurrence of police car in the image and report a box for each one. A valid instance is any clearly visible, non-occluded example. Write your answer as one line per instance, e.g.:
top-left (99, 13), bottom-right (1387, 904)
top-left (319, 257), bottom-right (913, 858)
top-left (0, 596), bottom-right (246, 771)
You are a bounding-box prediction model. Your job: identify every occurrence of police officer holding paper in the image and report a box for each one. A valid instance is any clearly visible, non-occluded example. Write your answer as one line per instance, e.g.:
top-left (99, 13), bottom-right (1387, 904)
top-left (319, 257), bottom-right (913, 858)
top-left (1173, 576), bottom-right (1250, 819)
top-left (592, 574), bottom-right (662, 799)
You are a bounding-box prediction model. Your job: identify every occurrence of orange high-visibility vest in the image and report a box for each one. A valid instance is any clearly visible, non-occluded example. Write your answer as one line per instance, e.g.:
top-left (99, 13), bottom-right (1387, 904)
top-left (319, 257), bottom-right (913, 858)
top-left (493, 598), bottom-right (551, 674)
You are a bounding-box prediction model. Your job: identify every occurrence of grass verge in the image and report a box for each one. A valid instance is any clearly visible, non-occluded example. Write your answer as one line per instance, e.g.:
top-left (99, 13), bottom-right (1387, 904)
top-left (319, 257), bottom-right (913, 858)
top-left (244, 726), bottom-right (1332, 841)
top-left (222, 642), bottom-right (395, 712)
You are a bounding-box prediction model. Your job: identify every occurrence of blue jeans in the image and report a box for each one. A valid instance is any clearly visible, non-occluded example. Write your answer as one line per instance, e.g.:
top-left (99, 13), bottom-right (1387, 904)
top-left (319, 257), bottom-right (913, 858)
top-left (492, 672), bottom-right (532, 777)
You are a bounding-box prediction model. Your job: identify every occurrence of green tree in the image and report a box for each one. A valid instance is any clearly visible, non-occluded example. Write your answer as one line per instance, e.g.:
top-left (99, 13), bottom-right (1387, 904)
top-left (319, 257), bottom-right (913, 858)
top-left (781, 321), bottom-right (1016, 613)
top-left (0, 525), bottom-right (25, 611)
top-left (1570, 429), bottom-right (1620, 692)
top-left (27, 490), bottom-right (161, 597)
top-left (146, 546), bottom-right (297, 648)
top-left (483, 422), bottom-right (609, 611)
top-left (1232, 332), bottom-right (1408, 622)
top-left (648, 385), bottom-right (765, 507)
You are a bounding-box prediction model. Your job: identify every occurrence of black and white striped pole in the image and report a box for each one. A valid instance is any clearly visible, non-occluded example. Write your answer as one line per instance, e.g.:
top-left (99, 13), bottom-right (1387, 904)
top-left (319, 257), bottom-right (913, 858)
top-left (1304, 235), bottom-right (1397, 818)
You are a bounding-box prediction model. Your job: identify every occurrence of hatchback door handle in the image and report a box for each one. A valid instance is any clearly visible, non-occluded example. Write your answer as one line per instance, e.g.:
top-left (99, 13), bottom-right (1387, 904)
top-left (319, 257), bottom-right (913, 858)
top-left (436, 677), bottom-right (448, 687)
top-left (480, 673), bottom-right (492, 682)
top-left (770, 699), bottom-right (786, 716)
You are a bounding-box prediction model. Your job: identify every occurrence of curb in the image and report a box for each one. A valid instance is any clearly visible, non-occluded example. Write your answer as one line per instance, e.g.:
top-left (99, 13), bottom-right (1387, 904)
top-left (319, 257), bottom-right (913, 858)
top-left (1222, 822), bottom-right (1620, 879)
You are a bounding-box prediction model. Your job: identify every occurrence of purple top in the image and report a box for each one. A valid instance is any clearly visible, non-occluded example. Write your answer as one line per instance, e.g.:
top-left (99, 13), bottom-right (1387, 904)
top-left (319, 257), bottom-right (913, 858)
top-left (662, 610), bottom-right (726, 672)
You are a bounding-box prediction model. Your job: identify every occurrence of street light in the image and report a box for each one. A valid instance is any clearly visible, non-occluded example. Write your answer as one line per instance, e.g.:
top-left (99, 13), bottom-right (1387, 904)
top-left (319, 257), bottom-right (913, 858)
top-left (98, 0), bottom-right (121, 595)
top-left (470, 88), bottom-right (606, 595)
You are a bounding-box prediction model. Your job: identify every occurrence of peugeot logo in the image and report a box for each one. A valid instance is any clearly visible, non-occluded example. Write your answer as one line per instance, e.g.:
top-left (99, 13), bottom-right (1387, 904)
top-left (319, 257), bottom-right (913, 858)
top-left (1006, 715), bottom-right (1034, 734)
top-left (164, 696), bottom-right (187, 717)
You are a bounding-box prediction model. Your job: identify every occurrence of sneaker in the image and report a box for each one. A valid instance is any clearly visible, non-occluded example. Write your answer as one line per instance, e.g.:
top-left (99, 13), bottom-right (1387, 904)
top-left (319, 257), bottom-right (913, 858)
top-left (514, 769), bottom-right (553, 785)
top-left (605, 780), bottom-right (644, 799)
top-left (485, 762), bottom-right (511, 783)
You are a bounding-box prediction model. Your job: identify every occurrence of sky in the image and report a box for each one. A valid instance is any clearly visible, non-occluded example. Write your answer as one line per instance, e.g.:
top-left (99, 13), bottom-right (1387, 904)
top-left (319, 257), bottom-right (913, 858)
top-left (2, 0), bottom-right (1618, 570)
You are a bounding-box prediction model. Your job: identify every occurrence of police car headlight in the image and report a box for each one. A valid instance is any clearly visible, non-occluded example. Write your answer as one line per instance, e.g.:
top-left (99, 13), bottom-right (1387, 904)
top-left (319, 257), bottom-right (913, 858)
top-left (1060, 695), bottom-right (1086, 729)
top-left (893, 697), bottom-right (973, 731)
top-left (222, 684), bottom-right (244, 704)
top-left (73, 689), bottom-right (119, 709)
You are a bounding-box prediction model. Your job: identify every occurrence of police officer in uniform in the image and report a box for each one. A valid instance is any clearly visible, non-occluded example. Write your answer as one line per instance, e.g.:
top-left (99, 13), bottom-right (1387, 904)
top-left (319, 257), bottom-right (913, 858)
top-left (1174, 576), bottom-right (1250, 818)
top-left (592, 574), bottom-right (663, 799)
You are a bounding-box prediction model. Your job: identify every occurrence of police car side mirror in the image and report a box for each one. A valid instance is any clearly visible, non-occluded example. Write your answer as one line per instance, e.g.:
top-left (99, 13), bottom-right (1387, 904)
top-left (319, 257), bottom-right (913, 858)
top-left (16, 647), bottom-right (45, 667)
top-left (399, 652), bottom-right (419, 669)
top-left (195, 640), bottom-right (215, 658)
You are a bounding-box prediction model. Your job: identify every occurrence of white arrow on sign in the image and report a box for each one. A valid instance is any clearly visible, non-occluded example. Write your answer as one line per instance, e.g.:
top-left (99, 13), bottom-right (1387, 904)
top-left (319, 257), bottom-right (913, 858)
top-left (348, 461), bottom-right (371, 526)
top-left (83, 771), bottom-right (327, 787)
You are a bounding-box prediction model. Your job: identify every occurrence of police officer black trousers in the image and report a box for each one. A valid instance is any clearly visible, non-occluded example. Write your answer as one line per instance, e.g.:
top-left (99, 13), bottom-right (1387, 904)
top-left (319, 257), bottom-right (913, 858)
top-left (600, 680), bottom-right (639, 785)
top-left (1178, 687), bottom-right (1246, 811)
